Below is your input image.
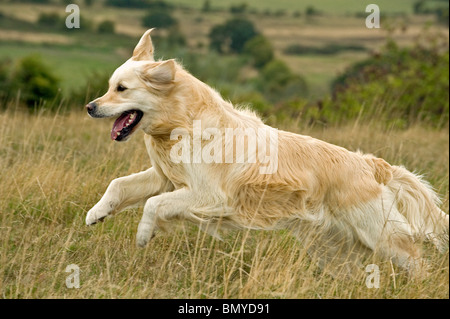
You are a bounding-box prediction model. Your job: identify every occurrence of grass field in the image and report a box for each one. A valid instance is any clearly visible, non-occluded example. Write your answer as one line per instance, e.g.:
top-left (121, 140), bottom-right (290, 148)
top-left (0, 105), bottom-right (448, 298)
top-left (0, 42), bottom-right (126, 93)
top-left (0, 0), bottom-right (448, 299)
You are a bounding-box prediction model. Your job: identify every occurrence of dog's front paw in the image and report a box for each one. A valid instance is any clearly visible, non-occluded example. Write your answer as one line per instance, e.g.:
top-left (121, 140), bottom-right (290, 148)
top-left (136, 222), bottom-right (155, 247)
top-left (85, 207), bottom-right (109, 225)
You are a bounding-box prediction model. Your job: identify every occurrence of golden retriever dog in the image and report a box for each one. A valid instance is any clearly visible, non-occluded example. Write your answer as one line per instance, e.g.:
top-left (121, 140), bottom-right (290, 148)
top-left (85, 29), bottom-right (448, 276)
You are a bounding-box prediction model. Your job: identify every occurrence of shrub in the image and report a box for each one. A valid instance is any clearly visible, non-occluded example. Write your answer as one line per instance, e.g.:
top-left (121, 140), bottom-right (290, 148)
top-left (256, 59), bottom-right (308, 103)
top-left (230, 3), bottom-right (247, 14)
top-left (261, 60), bottom-right (292, 87)
top-left (413, 0), bottom-right (449, 26)
top-left (209, 17), bottom-right (258, 53)
top-left (37, 12), bottom-right (63, 28)
top-left (305, 6), bottom-right (321, 16)
top-left (0, 59), bottom-right (11, 104)
top-left (231, 91), bottom-right (272, 116)
top-left (283, 43), bottom-right (366, 55)
top-left (97, 20), bottom-right (115, 34)
top-left (79, 16), bottom-right (94, 31)
top-left (202, 0), bottom-right (211, 12)
top-left (208, 24), bottom-right (228, 53)
top-left (243, 35), bottom-right (274, 68)
top-left (142, 10), bottom-right (177, 29)
top-left (10, 55), bottom-right (60, 108)
top-left (331, 37), bottom-right (449, 128)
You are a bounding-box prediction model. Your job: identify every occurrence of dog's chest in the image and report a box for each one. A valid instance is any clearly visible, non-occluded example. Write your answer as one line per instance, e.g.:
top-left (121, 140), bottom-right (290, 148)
top-left (144, 134), bottom-right (188, 188)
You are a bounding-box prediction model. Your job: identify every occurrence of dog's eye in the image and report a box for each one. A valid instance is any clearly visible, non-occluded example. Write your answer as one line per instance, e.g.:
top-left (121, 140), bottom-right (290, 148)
top-left (117, 84), bottom-right (127, 92)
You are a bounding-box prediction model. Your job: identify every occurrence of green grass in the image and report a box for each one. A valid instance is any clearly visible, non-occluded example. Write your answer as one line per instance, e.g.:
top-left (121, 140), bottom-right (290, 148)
top-left (282, 51), bottom-right (370, 98)
top-left (0, 41), bottom-right (128, 93)
top-left (0, 0), bottom-right (446, 100)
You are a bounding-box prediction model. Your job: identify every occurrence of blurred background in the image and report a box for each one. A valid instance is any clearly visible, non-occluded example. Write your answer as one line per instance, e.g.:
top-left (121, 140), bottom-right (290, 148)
top-left (0, 0), bottom-right (448, 128)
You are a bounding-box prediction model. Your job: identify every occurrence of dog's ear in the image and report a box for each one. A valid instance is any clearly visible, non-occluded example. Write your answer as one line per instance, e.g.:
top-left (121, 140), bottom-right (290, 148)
top-left (132, 29), bottom-right (155, 61)
top-left (138, 59), bottom-right (176, 91)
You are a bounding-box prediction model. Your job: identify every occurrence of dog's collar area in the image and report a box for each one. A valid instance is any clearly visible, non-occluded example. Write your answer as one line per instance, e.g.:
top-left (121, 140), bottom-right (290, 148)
top-left (111, 110), bottom-right (143, 141)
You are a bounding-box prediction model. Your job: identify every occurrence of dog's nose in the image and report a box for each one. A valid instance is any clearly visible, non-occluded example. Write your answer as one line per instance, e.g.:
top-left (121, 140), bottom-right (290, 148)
top-left (86, 102), bottom-right (97, 114)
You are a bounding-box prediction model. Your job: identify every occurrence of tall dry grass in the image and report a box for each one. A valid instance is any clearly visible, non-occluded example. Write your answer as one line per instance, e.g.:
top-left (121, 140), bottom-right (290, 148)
top-left (0, 106), bottom-right (448, 298)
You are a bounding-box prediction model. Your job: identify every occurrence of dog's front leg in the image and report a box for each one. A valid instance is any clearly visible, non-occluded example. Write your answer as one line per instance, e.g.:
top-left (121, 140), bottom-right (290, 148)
top-left (86, 167), bottom-right (173, 225)
top-left (136, 188), bottom-right (225, 247)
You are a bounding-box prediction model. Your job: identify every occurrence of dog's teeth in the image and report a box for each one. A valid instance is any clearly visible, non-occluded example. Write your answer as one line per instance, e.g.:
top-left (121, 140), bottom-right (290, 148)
top-left (130, 114), bottom-right (135, 119)
top-left (117, 132), bottom-right (120, 136)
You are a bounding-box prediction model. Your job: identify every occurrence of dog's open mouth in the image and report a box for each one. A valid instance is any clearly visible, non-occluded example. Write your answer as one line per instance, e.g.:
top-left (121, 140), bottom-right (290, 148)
top-left (111, 110), bottom-right (143, 141)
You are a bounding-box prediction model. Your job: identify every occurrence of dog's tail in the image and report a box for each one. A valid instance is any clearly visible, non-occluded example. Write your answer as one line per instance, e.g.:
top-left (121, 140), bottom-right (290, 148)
top-left (386, 165), bottom-right (449, 252)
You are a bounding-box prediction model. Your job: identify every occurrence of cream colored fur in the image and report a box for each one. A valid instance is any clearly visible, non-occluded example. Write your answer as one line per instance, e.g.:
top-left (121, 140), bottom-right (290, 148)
top-left (85, 29), bottom-right (449, 276)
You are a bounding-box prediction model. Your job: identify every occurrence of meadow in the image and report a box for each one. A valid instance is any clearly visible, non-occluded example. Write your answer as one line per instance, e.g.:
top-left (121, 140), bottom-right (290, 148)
top-left (0, 0), bottom-right (448, 299)
top-left (0, 105), bottom-right (448, 299)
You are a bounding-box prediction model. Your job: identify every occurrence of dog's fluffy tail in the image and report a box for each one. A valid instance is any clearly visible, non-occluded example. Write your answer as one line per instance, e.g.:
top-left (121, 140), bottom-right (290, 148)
top-left (387, 165), bottom-right (449, 252)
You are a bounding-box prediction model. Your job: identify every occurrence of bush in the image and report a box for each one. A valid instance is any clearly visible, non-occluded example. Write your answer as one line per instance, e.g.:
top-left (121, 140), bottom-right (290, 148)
top-left (97, 20), bottom-right (115, 34)
top-left (255, 59), bottom-right (308, 103)
top-left (331, 37), bottom-right (449, 128)
top-left (230, 3), bottom-right (247, 14)
top-left (208, 24), bottom-right (228, 53)
top-left (142, 10), bottom-right (177, 29)
top-left (284, 43), bottom-right (366, 55)
top-left (231, 91), bottom-right (272, 116)
top-left (0, 59), bottom-right (11, 103)
top-left (37, 12), bottom-right (63, 28)
top-left (37, 11), bottom-right (94, 32)
top-left (209, 17), bottom-right (258, 53)
top-left (243, 35), bottom-right (274, 68)
top-left (305, 6), bottom-right (321, 16)
top-left (413, 0), bottom-right (449, 26)
top-left (202, 0), bottom-right (211, 12)
top-left (9, 55), bottom-right (60, 108)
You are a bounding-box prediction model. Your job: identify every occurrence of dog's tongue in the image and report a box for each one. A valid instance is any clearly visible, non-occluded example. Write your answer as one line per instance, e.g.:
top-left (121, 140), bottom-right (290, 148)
top-left (111, 112), bottom-right (131, 140)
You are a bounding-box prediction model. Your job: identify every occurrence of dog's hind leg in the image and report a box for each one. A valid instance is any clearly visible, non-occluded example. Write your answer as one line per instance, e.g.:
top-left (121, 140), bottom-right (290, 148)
top-left (342, 187), bottom-right (428, 277)
top-left (289, 217), bottom-right (371, 278)
top-left (86, 167), bottom-right (173, 225)
top-left (136, 188), bottom-right (228, 247)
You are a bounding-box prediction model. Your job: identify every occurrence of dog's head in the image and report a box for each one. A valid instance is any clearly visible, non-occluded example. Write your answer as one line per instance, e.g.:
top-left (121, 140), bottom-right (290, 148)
top-left (86, 29), bottom-right (177, 141)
